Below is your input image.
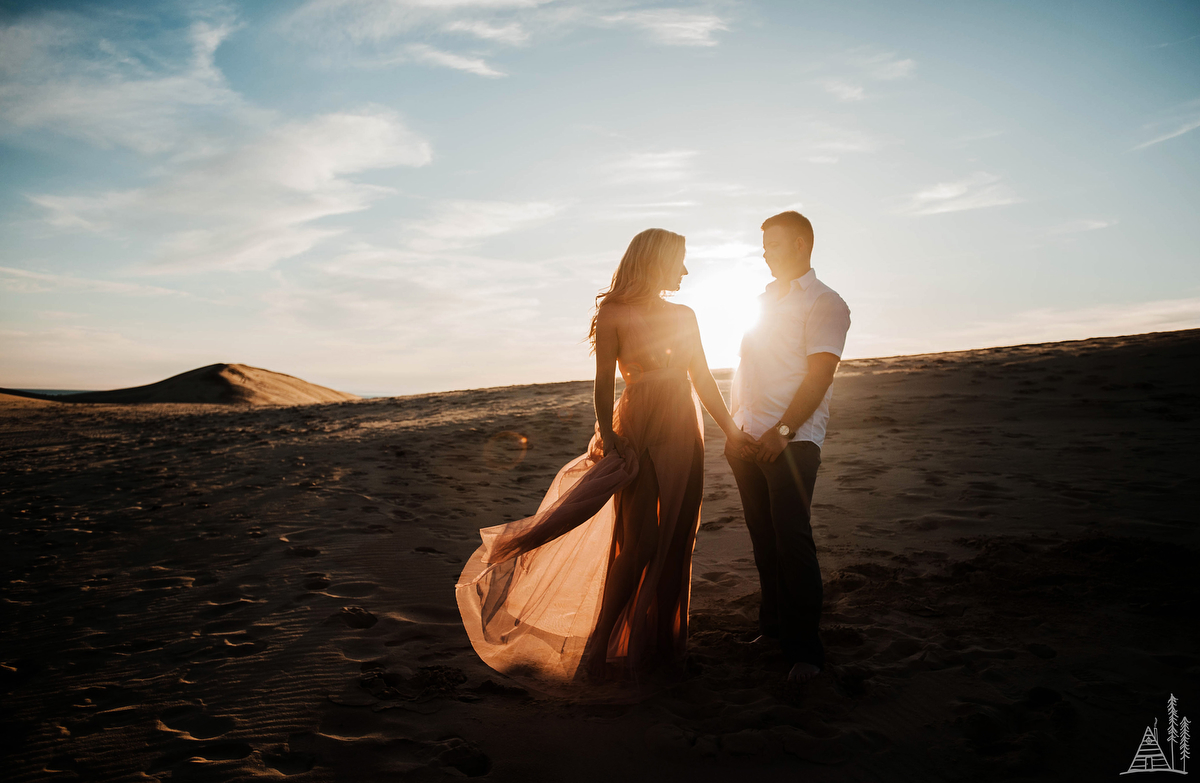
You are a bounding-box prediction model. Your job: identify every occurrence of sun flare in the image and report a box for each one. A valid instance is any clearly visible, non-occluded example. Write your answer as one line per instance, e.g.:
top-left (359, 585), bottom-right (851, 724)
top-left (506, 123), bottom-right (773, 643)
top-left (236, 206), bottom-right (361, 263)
top-left (674, 260), bottom-right (772, 371)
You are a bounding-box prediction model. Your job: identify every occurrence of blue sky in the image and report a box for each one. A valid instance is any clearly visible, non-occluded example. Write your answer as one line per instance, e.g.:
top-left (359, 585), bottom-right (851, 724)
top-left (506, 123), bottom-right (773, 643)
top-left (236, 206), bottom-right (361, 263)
top-left (1, 0), bottom-right (1198, 395)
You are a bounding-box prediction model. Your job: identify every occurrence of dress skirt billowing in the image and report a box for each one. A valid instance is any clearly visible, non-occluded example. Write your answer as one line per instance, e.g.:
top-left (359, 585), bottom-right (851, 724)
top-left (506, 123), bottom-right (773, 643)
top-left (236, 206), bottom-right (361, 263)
top-left (455, 366), bottom-right (705, 688)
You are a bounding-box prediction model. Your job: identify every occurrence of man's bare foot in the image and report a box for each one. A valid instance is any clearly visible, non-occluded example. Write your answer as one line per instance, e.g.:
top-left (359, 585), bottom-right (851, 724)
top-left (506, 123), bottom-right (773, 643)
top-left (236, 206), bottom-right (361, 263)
top-left (787, 661), bottom-right (821, 682)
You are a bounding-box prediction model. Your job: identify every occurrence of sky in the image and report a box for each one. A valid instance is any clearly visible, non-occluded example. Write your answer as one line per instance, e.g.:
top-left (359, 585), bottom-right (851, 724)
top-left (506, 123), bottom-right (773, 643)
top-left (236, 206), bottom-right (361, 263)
top-left (1, 0), bottom-right (1198, 396)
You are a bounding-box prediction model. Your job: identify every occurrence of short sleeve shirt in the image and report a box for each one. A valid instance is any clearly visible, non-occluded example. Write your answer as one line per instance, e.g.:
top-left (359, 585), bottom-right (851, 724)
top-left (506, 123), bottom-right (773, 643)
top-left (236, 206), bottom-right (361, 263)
top-left (730, 269), bottom-right (851, 448)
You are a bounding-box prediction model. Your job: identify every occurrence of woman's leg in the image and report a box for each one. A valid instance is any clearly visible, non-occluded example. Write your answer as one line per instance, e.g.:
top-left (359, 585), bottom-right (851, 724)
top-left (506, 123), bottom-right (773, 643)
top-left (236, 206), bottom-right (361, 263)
top-left (654, 439), bottom-right (704, 664)
top-left (586, 450), bottom-right (660, 678)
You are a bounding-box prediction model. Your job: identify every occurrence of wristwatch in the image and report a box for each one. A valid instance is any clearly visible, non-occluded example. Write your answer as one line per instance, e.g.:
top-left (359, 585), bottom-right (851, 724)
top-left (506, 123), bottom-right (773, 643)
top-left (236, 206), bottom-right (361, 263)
top-left (774, 422), bottom-right (792, 438)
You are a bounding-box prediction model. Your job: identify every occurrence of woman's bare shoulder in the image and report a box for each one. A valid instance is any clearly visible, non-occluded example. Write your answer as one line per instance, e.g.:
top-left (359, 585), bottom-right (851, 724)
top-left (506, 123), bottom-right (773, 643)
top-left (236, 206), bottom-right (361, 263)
top-left (666, 302), bottom-right (699, 323)
top-left (595, 301), bottom-right (630, 327)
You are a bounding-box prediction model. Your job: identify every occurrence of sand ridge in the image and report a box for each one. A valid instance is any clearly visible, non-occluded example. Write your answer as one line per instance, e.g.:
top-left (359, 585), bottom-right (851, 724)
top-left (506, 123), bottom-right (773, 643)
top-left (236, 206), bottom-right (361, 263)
top-left (1, 363), bottom-right (358, 407)
top-left (1, 329), bottom-right (1198, 781)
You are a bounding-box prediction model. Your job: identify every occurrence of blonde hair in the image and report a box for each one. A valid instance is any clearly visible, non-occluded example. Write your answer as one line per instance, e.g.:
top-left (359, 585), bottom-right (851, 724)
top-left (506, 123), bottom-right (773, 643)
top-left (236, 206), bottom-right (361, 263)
top-left (588, 228), bottom-right (685, 349)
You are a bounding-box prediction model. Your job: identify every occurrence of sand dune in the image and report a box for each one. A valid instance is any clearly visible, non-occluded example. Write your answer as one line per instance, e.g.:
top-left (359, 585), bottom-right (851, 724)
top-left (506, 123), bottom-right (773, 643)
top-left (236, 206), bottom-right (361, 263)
top-left (0, 392), bottom-right (58, 406)
top-left (1, 363), bottom-right (358, 406)
top-left (1, 330), bottom-right (1197, 782)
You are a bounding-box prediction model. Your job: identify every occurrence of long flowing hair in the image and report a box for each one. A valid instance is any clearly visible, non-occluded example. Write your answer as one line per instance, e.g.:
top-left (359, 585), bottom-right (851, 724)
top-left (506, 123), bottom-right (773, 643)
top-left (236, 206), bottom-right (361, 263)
top-left (588, 228), bottom-right (685, 350)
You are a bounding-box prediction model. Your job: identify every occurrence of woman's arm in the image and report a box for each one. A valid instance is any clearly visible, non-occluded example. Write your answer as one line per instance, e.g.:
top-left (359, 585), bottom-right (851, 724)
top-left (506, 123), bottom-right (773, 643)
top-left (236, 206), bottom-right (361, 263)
top-left (682, 307), bottom-right (742, 438)
top-left (593, 304), bottom-right (622, 457)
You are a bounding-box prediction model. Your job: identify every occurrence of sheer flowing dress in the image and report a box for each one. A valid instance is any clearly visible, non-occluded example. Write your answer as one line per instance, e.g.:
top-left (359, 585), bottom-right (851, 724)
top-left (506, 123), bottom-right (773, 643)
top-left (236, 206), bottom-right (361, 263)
top-left (455, 304), bottom-right (705, 687)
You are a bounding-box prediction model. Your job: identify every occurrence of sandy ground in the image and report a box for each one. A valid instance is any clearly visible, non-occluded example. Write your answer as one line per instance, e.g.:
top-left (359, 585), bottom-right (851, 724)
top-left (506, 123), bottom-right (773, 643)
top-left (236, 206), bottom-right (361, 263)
top-left (2, 329), bottom-right (1198, 782)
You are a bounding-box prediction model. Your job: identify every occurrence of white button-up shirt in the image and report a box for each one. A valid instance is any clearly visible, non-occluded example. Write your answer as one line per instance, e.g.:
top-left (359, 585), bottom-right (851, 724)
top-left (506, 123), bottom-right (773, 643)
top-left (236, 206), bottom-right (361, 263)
top-left (731, 269), bottom-right (851, 448)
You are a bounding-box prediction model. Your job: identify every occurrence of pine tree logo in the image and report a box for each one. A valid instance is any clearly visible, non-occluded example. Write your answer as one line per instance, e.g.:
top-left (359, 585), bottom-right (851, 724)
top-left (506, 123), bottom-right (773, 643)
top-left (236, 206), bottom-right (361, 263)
top-left (1122, 694), bottom-right (1190, 775)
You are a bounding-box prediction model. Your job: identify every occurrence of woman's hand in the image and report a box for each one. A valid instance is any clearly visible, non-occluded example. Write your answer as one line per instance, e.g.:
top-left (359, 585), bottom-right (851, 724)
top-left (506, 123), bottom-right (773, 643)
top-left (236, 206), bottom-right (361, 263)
top-left (723, 428), bottom-right (759, 461)
top-left (601, 430), bottom-right (625, 461)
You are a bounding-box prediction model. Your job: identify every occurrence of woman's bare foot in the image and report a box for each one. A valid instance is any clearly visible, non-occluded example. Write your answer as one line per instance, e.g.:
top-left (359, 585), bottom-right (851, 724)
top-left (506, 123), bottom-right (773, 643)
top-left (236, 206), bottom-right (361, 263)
top-left (787, 661), bottom-right (821, 682)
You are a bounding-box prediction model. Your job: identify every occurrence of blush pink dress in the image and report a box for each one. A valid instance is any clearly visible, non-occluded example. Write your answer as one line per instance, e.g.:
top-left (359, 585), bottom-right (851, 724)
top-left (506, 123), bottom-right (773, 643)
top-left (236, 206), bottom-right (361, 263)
top-left (456, 303), bottom-right (705, 688)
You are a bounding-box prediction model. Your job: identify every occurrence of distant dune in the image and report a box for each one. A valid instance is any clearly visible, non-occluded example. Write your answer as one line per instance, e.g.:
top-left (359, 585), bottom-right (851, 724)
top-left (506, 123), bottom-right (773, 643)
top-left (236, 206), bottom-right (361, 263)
top-left (0, 364), bottom-right (358, 406)
top-left (0, 391), bottom-right (57, 406)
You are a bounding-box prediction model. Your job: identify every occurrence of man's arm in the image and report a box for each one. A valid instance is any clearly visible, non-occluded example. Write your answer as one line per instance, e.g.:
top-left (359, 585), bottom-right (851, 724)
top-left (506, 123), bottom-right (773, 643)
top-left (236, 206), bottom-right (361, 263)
top-left (754, 352), bottom-right (839, 463)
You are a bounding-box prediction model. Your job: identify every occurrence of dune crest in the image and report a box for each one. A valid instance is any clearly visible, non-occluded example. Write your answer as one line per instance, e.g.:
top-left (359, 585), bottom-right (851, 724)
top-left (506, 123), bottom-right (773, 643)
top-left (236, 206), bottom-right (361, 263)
top-left (28, 364), bottom-right (358, 406)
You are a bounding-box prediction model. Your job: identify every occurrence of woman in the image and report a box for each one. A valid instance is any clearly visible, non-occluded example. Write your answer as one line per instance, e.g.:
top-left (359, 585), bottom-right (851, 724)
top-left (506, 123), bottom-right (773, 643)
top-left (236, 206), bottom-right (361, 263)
top-left (456, 228), bottom-right (755, 689)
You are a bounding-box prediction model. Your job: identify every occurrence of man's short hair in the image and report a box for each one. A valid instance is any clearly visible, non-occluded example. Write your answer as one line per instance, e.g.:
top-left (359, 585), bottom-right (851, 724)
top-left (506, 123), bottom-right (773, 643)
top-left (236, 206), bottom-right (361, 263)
top-left (761, 211), bottom-right (814, 250)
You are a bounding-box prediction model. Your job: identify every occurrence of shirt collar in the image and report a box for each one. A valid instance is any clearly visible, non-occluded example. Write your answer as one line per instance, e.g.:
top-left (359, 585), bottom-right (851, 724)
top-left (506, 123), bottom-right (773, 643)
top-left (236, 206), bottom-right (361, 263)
top-left (761, 268), bottom-right (816, 300)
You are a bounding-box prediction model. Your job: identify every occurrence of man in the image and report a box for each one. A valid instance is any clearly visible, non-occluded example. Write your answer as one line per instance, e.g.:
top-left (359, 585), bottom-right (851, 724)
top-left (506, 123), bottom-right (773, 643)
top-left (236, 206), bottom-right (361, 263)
top-left (725, 210), bottom-right (851, 683)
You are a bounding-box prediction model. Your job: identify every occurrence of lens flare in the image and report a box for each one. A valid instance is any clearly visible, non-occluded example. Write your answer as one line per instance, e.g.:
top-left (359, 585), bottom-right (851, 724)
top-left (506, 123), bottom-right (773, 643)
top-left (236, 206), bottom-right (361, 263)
top-left (482, 430), bottom-right (529, 471)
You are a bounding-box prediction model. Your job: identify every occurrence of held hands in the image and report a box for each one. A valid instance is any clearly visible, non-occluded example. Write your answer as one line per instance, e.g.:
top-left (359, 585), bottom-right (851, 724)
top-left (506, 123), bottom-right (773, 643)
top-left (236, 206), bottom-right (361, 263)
top-left (723, 428), bottom-right (760, 461)
top-left (754, 426), bottom-right (789, 463)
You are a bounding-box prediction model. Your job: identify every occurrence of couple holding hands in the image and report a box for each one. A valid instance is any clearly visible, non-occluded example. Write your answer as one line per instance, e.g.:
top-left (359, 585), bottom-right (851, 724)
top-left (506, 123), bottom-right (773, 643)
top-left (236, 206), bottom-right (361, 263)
top-left (457, 210), bottom-right (851, 692)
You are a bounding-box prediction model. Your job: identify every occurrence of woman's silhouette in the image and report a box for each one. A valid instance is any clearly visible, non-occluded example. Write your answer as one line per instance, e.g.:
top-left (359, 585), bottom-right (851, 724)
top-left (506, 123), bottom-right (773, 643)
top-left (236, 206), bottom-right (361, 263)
top-left (456, 228), bottom-right (754, 689)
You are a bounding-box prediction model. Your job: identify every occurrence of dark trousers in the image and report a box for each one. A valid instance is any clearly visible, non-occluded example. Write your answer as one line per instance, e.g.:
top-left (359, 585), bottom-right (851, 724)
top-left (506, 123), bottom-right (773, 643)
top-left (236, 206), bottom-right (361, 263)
top-left (726, 441), bottom-right (824, 669)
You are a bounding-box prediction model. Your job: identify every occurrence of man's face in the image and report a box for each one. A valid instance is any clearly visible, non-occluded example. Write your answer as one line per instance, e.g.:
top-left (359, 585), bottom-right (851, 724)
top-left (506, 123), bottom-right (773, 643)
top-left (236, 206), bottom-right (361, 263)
top-left (762, 225), bottom-right (803, 280)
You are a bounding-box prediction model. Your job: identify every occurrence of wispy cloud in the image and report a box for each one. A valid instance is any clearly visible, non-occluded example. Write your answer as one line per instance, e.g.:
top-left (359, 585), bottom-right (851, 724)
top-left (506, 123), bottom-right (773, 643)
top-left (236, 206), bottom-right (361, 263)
top-left (788, 122), bottom-right (886, 164)
top-left (1048, 218), bottom-right (1115, 235)
top-left (1150, 33), bottom-right (1200, 49)
top-left (593, 200), bottom-right (699, 221)
top-left (809, 123), bottom-right (884, 154)
top-left (3, 9), bottom-right (435, 274)
top-left (821, 80), bottom-right (864, 102)
top-left (283, 0), bottom-right (547, 75)
top-left (856, 51), bottom-right (916, 80)
top-left (284, 1), bottom-right (730, 77)
top-left (444, 19), bottom-right (530, 45)
top-left (609, 150), bottom-right (698, 183)
top-left (897, 172), bottom-right (1021, 216)
top-left (951, 130), bottom-right (1005, 148)
top-left (603, 9), bottom-right (728, 47)
top-left (0, 11), bottom-right (261, 155)
top-left (0, 266), bottom-right (199, 298)
top-left (287, 0), bottom-right (552, 44)
top-left (31, 109), bottom-right (433, 272)
top-left (403, 42), bottom-right (505, 76)
top-left (815, 49), bottom-right (915, 103)
top-left (1132, 99), bottom-right (1200, 150)
top-left (404, 199), bottom-right (563, 252)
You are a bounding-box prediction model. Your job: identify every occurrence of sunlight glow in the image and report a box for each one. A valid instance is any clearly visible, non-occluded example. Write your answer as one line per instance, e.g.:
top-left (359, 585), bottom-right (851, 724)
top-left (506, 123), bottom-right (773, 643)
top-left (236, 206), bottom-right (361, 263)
top-left (674, 258), bottom-right (773, 371)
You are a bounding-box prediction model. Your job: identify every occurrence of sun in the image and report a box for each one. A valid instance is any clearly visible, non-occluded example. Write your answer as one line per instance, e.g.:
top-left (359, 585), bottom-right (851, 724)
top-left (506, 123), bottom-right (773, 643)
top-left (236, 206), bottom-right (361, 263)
top-left (673, 260), bottom-right (771, 371)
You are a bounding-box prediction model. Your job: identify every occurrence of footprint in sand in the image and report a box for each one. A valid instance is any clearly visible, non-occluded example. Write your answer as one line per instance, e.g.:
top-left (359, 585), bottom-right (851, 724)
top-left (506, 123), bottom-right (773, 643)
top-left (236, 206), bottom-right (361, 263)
top-left (262, 748), bottom-right (316, 775)
top-left (303, 573), bottom-right (331, 590)
top-left (700, 515), bottom-right (737, 532)
top-left (146, 742), bottom-right (254, 774)
top-left (158, 704), bottom-right (236, 740)
top-left (327, 606), bottom-right (377, 629)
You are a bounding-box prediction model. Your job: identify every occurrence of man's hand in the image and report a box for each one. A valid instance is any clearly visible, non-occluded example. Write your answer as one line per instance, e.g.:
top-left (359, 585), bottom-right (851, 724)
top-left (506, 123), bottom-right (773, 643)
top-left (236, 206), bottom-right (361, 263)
top-left (723, 428), bottom-right (760, 461)
top-left (755, 427), bottom-right (789, 463)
